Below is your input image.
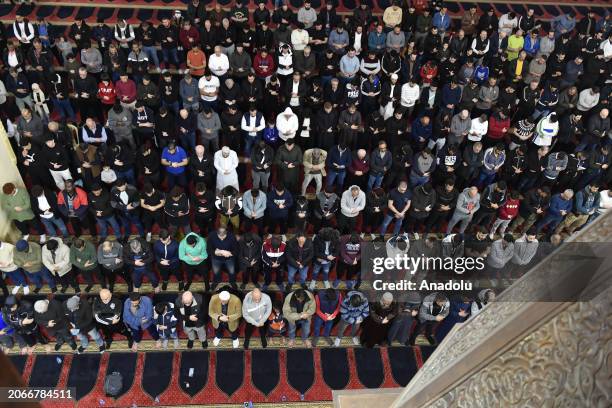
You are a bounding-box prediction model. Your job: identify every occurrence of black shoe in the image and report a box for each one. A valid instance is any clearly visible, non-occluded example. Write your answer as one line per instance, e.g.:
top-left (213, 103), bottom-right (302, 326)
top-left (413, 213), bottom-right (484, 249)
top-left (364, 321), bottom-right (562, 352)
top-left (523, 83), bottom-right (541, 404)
top-left (184, 282), bottom-right (191, 291)
top-left (109, 284), bottom-right (114, 292)
top-left (105, 340), bottom-right (112, 350)
top-left (99, 345), bottom-right (106, 353)
top-left (74, 286), bottom-right (81, 294)
top-left (161, 281), bottom-right (168, 291)
top-left (426, 335), bottom-right (436, 346)
top-left (178, 281), bottom-right (184, 291)
top-left (51, 287), bottom-right (57, 293)
top-left (84, 284), bottom-right (93, 293)
top-left (201, 340), bottom-right (208, 349)
top-left (187, 340), bottom-right (194, 349)
top-left (77, 346), bottom-right (85, 353)
top-left (300, 283), bottom-right (307, 289)
top-left (231, 282), bottom-right (238, 290)
top-left (240, 283), bottom-right (246, 290)
top-left (60, 286), bottom-right (68, 293)
top-left (127, 339), bottom-right (134, 349)
top-left (244, 341), bottom-right (249, 350)
top-left (261, 338), bottom-right (267, 349)
top-left (408, 336), bottom-right (416, 346)
top-left (33, 287), bottom-right (41, 294)
top-left (54, 344), bottom-right (61, 351)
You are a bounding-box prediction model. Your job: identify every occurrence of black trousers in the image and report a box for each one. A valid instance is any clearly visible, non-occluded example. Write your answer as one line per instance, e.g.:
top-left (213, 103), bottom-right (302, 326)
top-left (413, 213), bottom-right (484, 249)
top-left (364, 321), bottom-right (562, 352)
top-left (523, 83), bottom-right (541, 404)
top-left (75, 266), bottom-right (103, 286)
top-left (55, 270), bottom-right (80, 291)
top-left (244, 321), bottom-right (268, 348)
top-left (267, 216), bottom-right (288, 234)
top-left (142, 210), bottom-right (165, 232)
top-left (241, 264), bottom-right (260, 285)
top-left (102, 266), bottom-right (133, 292)
top-left (68, 216), bottom-right (95, 237)
top-left (425, 210), bottom-right (451, 233)
top-left (158, 263), bottom-right (184, 283)
top-left (13, 218), bottom-right (42, 236)
top-left (98, 322), bottom-right (133, 343)
top-left (263, 264), bottom-right (284, 286)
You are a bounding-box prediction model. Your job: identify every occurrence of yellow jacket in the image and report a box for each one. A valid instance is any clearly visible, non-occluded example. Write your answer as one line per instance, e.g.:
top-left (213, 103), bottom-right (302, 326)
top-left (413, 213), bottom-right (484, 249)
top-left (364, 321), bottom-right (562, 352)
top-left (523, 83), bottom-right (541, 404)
top-left (209, 293), bottom-right (242, 332)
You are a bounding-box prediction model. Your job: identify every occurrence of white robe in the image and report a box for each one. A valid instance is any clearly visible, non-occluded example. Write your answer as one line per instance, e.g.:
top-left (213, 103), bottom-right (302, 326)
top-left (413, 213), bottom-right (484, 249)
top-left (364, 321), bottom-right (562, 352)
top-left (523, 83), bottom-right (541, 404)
top-left (214, 150), bottom-right (239, 191)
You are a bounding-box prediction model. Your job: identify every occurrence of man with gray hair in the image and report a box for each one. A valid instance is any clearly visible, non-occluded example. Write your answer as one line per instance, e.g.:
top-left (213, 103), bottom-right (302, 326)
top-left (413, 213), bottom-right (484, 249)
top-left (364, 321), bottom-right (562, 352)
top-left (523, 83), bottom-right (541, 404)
top-left (34, 298), bottom-right (77, 352)
top-left (123, 237), bottom-right (159, 293)
top-left (175, 290), bottom-right (208, 349)
top-left (64, 295), bottom-right (105, 353)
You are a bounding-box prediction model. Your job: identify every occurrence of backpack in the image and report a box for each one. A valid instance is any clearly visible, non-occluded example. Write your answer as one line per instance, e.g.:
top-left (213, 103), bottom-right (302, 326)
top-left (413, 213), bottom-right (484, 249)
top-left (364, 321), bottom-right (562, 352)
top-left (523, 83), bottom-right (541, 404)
top-left (104, 372), bottom-right (123, 397)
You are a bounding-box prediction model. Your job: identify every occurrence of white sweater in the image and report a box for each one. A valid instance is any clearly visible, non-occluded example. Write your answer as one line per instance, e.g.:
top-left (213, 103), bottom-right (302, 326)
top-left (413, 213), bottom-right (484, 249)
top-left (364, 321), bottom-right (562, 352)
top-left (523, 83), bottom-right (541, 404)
top-left (400, 83), bottom-right (420, 107)
top-left (469, 118), bottom-right (489, 141)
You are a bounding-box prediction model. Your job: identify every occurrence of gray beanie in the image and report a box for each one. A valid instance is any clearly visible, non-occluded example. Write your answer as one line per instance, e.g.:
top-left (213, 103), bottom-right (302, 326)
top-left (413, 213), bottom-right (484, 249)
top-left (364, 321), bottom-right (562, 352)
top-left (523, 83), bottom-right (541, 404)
top-left (66, 296), bottom-right (80, 312)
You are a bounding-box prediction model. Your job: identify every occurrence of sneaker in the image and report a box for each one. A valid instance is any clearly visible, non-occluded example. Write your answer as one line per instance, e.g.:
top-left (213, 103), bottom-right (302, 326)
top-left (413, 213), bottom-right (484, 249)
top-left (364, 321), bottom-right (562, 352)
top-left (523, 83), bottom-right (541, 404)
top-left (23, 234), bottom-right (29, 241)
top-left (201, 340), bottom-right (208, 349)
top-left (323, 280), bottom-right (331, 289)
top-left (162, 281), bottom-right (168, 291)
top-left (155, 340), bottom-right (162, 349)
top-left (212, 337), bottom-right (221, 347)
top-left (39, 234), bottom-right (47, 244)
top-left (352, 336), bottom-right (360, 346)
top-left (426, 335), bottom-right (436, 345)
top-left (360, 233), bottom-right (365, 239)
top-left (23, 286), bottom-right (30, 295)
top-left (11, 286), bottom-right (20, 295)
top-left (334, 338), bottom-right (341, 347)
top-left (232, 339), bottom-right (239, 348)
top-left (281, 234), bottom-right (287, 242)
top-left (308, 280), bottom-right (316, 290)
top-left (488, 233), bottom-right (494, 240)
top-left (60, 286), bottom-right (68, 293)
top-left (84, 284), bottom-right (93, 293)
top-left (187, 340), bottom-right (194, 349)
top-left (304, 339), bottom-right (312, 348)
top-left (51, 287), bottom-right (57, 293)
top-left (33, 287), bottom-right (41, 294)
top-left (146, 232), bottom-right (152, 242)
top-left (287, 339), bottom-right (295, 347)
top-left (127, 339), bottom-right (134, 349)
top-left (173, 339), bottom-right (179, 349)
top-left (99, 345), bottom-right (106, 353)
top-left (370, 233), bottom-right (376, 240)
top-left (162, 339), bottom-right (168, 349)
top-left (178, 282), bottom-right (185, 291)
top-left (54, 344), bottom-right (61, 351)
top-left (261, 338), bottom-right (267, 348)
top-left (77, 346), bottom-right (85, 354)
top-left (332, 280), bottom-right (340, 289)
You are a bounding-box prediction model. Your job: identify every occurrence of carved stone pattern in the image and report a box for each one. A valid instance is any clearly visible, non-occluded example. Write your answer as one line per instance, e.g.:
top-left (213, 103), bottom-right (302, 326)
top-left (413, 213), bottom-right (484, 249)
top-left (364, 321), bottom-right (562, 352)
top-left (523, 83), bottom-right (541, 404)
top-left (426, 287), bottom-right (612, 408)
top-left (403, 212), bottom-right (612, 395)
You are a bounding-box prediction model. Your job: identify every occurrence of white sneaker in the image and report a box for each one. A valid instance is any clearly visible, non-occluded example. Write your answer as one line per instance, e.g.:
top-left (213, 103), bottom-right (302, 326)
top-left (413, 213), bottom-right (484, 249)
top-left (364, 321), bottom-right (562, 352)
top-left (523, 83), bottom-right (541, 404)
top-left (173, 338), bottom-right (179, 349)
top-left (309, 280), bottom-right (316, 290)
top-left (232, 339), bottom-right (239, 348)
top-left (334, 338), bottom-right (341, 347)
top-left (323, 281), bottom-right (331, 289)
top-left (39, 234), bottom-right (47, 244)
top-left (11, 286), bottom-right (20, 295)
top-left (488, 233), bottom-right (494, 240)
top-left (23, 234), bottom-right (29, 241)
top-left (360, 233), bottom-right (365, 239)
top-left (281, 234), bottom-right (287, 242)
top-left (370, 233), bottom-right (376, 241)
top-left (23, 286), bottom-right (29, 295)
top-left (146, 232), bottom-right (152, 242)
top-left (212, 337), bottom-right (221, 347)
top-left (413, 233), bottom-right (420, 240)
top-left (352, 336), bottom-right (360, 346)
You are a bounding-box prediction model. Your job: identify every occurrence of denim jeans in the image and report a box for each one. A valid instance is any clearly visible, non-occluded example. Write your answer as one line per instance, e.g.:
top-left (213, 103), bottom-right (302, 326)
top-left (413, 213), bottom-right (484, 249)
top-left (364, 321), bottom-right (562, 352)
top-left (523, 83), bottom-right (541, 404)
top-left (5, 270), bottom-right (26, 287)
top-left (311, 261), bottom-right (332, 282)
top-left (118, 212), bottom-right (145, 237)
top-left (313, 315), bottom-right (334, 339)
top-left (142, 45), bottom-right (160, 68)
top-left (326, 169), bottom-right (346, 189)
top-left (70, 327), bottom-right (104, 349)
top-left (180, 130), bottom-right (196, 152)
top-left (40, 216), bottom-right (68, 237)
top-left (115, 168), bottom-right (136, 186)
top-left (166, 171), bottom-right (187, 189)
top-left (162, 100), bottom-right (180, 116)
top-left (476, 170), bottom-right (496, 187)
top-left (380, 213), bottom-right (404, 236)
top-left (288, 319), bottom-right (311, 340)
top-left (25, 267), bottom-right (56, 289)
top-left (131, 266), bottom-right (159, 288)
top-left (161, 47), bottom-right (179, 67)
top-left (129, 324), bottom-right (159, 343)
top-left (52, 98), bottom-right (76, 121)
top-left (287, 265), bottom-right (309, 284)
top-left (367, 174), bottom-right (384, 191)
top-left (97, 215), bottom-right (123, 239)
top-left (244, 133), bottom-right (261, 156)
top-left (212, 257), bottom-right (235, 283)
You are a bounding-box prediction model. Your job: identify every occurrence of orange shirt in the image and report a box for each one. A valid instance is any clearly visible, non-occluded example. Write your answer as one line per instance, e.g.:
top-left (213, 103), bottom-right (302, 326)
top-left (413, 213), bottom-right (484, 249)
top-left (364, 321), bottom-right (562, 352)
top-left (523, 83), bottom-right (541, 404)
top-left (187, 50), bottom-right (206, 76)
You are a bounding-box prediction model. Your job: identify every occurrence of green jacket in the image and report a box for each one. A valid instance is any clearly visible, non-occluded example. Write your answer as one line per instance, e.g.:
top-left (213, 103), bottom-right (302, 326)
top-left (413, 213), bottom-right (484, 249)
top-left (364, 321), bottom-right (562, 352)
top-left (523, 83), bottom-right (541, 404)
top-left (13, 242), bottom-right (43, 273)
top-left (1, 188), bottom-right (34, 221)
top-left (69, 241), bottom-right (98, 271)
top-left (178, 232), bottom-right (208, 265)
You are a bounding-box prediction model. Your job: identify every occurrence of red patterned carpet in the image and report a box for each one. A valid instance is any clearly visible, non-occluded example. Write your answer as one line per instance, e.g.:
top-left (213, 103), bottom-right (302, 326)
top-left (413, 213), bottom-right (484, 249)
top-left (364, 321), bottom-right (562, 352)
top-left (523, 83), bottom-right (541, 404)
top-left (9, 346), bottom-right (431, 406)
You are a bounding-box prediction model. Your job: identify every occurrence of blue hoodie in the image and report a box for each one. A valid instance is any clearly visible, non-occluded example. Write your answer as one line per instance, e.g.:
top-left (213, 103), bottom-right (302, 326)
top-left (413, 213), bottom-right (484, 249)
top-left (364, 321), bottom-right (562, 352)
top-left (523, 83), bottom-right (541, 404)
top-left (548, 193), bottom-right (573, 217)
top-left (267, 189), bottom-right (294, 219)
top-left (123, 296), bottom-right (154, 330)
top-left (153, 239), bottom-right (180, 267)
top-left (326, 145), bottom-right (352, 172)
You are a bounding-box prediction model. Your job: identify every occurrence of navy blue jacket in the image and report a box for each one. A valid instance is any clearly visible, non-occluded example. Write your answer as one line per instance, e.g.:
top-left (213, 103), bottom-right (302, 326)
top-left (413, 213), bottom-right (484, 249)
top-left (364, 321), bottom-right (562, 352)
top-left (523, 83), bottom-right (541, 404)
top-left (153, 239), bottom-right (180, 267)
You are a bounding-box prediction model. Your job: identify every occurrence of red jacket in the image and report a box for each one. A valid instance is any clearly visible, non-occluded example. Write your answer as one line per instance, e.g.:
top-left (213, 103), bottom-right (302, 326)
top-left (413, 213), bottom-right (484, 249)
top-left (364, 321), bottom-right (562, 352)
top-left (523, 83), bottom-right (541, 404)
top-left (57, 187), bottom-right (89, 218)
top-left (114, 79), bottom-right (137, 103)
top-left (419, 64), bottom-right (438, 84)
top-left (179, 27), bottom-right (201, 49)
top-left (487, 115), bottom-right (510, 140)
top-left (97, 81), bottom-right (116, 105)
top-left (315, 292), bottom-right (342, 320)
top-left (253, 53), bottom-right (275, 78)
top-left (498, 197), bottom-right (520, 220)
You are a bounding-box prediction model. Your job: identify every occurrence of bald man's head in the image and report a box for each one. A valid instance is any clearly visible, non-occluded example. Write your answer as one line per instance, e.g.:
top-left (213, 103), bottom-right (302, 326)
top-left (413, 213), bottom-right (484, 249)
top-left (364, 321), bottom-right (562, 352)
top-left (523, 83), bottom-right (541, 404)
top-left (182, 291), bottom-right (194, 305)
top-left (252, 288), bottom-right (262, 302)
top-left (99, 288), bottom-right (112, 303)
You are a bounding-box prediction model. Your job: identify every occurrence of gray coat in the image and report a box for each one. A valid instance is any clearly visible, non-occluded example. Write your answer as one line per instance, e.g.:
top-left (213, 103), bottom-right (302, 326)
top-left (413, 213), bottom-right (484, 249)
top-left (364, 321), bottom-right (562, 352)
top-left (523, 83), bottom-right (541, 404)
top-left (487, 239), bottom-right (515, 269)
top-left (197, 112), bottom-right (221, 140)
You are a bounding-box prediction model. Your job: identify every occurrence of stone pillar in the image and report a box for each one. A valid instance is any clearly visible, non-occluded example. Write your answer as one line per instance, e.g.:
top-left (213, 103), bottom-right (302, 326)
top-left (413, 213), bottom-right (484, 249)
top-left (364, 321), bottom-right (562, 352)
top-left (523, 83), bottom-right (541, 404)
top-left (0, 121), bottom-right (24, 241)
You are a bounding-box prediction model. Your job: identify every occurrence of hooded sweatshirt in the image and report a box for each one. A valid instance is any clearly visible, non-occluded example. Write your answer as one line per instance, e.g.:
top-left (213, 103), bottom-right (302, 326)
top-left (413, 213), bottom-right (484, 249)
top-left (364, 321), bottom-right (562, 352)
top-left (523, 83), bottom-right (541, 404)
top-left (455, 188), bottom-right (481, 216)
top-left (340, 186), bottom-right (366, 218)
